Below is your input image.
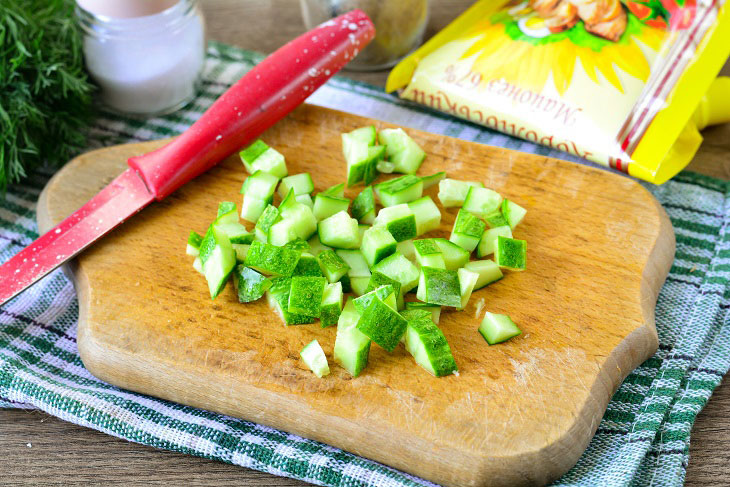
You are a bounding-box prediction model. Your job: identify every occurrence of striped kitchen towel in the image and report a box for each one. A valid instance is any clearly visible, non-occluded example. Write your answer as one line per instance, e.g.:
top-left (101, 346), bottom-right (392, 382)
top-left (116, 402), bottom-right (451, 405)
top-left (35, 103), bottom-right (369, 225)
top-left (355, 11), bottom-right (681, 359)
top-left (1, 42), bottom-right (729, 487)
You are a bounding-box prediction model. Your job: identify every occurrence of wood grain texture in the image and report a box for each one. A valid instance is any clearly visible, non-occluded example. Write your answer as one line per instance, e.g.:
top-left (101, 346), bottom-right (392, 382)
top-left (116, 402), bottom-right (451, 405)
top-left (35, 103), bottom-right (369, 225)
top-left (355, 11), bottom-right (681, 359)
top-left (35, 104), bottom-right (674, 487)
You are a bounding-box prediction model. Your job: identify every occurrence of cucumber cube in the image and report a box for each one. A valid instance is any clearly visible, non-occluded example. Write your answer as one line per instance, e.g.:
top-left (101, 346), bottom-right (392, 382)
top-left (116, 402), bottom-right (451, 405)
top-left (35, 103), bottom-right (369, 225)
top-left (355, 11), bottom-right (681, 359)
top-left (479, 312), bottom-right (521, 344)
top-left (413, 239), bottom-right (445, 269)
top-left (232, 243), bottom-right (250, 262)
top-left (408, 196), bottom-right (441, 235)
top-left (350, 276), bottom-right (371, 296)
top-left (354, 285), bottom-right (397, 314)
top-left (239, 139), bottom-right (269, 168)
top-left (450, 209), bottom-right (486, 252)
top-left (405, 301), bottom-right (441, 324)
top-left (432, 238), bottom-right (470, 270)
top-left (335, 249), bottom-right (371, 277)
top-left (323, 183), bottom-right (345, 197)
top-left (239, 140), bottom-right (287, 178)
top-left (373, 204), bottom-right (417, 242)
top-left (378, 128), bottom-right (426, 175)
top-left (240, 196), bottom-right (269, 223)
top-left (192, 256), bottom-right (203, 274)
top-left (296, 194), bottom-right (314, 208)
top-left (267, 277), bottom-right (315, 325)
top-left (356, 297), bottom-right (408, 352)
top-left (396, 239), bottom-right (416, 263)
top-left (334, 298), bottom-right (371, 377)
top-left (268, 218), bottom-right (298, 246)
top-left (187, 231), bottom-right (203, 256)
top-left (199, 225), bottom-right (236, 299)
top-left (357, 224), bottom-right (369, 247)
top-left (405, 316), bottom-right (457, 377)
top-left (240, 170), bottom-right (280, 200)
top-left (284, 238), bottom-right (310, 252)
top-left (216, 222), bottom-right (254, 245)
top-left (437, 179), bottom-right (484, 208)
top-left (363, 146), bottom-right (386, 185)
top-left (464, 260), bottom-right (503, 289)
top-left (372, 252), bottom-right (420, 294)
top-left (217, 201), bottom-right (238, 222)
top-left (320, 282), bottom-right (344, 327)
top-left (420, 171), bottom-right (446, 190)
top-left (352, 186), bottom-right (376, 224)
top-left (361, 225), bottom-right (397, 267)
top-left (477, 226), bottom-right (512, 258)
top-left (288, 276), bottom-right (326, 317)
top-left (278, 173), bottom-right (314, 198)
top-left (502, 199), bottom-right (527, 229)
top-left (463, 186), bottom-right (503, 218)
top-left (307, 234), bottom-right (332, 256)
top-left (293, 252), bottom-right (323, 277)
top-left (495, 236), bottom-right (527, 271)
top-left (342, 126), bottom-right (377, 186)
top-left (300, 339), bottom-right (330, 377)
top-left (457, 268), bottom-right (480, 310)
top-left (317, 249), bottom-right (350, 283)
top-left (417, 267), bottom-right (461, 307)
top-left (317, 211), bottom-right (360, 249)
top-left (348, 125), bottom-right (377, 145)
top-left (244, 241), bottom-right (301, 277)
top-left (375, 175), bottom-right (423, 207)
top-left (234, 265), bottom-right (271, 303)
top-left (400, 309), bottom-right (432, 322)
top-left (313, 193), bottom-right (350, 221)
top-left (366, 271), bottom-right (403, 309)
top-left (484, 210), bottom-right (508, 228)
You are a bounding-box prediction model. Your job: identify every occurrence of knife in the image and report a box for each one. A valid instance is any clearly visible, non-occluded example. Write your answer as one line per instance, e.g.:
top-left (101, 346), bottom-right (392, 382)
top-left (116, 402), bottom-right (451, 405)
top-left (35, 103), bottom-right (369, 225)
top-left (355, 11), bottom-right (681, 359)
top-left (0, 10), bottom-right (374, 306)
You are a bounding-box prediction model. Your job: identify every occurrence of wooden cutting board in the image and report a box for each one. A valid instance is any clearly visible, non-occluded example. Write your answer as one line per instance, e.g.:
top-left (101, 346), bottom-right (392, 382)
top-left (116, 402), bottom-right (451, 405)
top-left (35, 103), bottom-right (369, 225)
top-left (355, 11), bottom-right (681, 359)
top-left (37, 104), bottom-right (674, 487)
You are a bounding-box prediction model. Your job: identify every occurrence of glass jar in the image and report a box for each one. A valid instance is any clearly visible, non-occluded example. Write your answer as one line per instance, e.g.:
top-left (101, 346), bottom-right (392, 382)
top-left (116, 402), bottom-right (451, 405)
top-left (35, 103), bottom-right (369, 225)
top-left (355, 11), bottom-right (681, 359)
top-left (299, 0), bottom-right (430, 71)
top-left (76, 0), bottom-right (206, 116)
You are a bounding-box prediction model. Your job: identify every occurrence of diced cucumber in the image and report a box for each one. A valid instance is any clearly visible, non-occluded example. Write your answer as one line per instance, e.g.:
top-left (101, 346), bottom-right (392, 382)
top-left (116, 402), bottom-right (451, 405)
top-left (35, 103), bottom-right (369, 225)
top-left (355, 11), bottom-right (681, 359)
top-left (400, 309), bottom-right (431, 322)
top-left (193, 256), bottom-right (203, 274)
top-left (420, 171), bottom-right (446, 190)
top-left (244, 241), bottom-right (301, 277)
top-left (323, 183), bottom-right (345, 197)
top-left (293, 252), bottom-right (323, 277)
top-left (335, 249), bottom-right (370, 277)
top-left (266, 277), bottom-right (315, 325)
top-left (199, 225), bottom-right (236, 299)
top-left (234, 265), bottom-right (271, 303)
top-left (477, 226), bottom-right (512, 257)
top-left (449, 209), bottom-right (485, 252)
top-left (320, 282), bottom-right (343, 327)
top-left (437, 179), bottom-right (483, 208)
top-left (464, 260), bottom-right (503, 289)
top-left (334, 298), bottom-right (371, 377)
top-left (239, 140), bottom-right (287, 178)
top-left (313, 193), bottom-right (350, 221)
top-left (373, 204), bottom-right (417, 242)
top-left (296, 194), bottom-right (313, 208)
top-left (342, 126), bottom-right (377, 186)
top-left (239, 140), bottom-right (269, 169)
top-left (350, 276), bottom-right (370, 296)
top-left (432, 238), bottom-right (470, 270)
top-left (463, 186), bottom-right (503, 218)
top-left (366, 271), bottom-right (403, 309)
top-left (278, 173), bottom-right (314, 198)
top-left (408, 196), bottom-right (441, 235)
top-left (317, 211), bottom-right (360, 249)
top-left (279, 201), bottom-right (317, 241)
top-left (375, 175), bottom-right (423, 207)
top-left (457, 268), bottom-right (479, 310)
top-left (232, 243), bottom-right (250, 262)
top-left (348, 125), bottom-right (377, 145)
top-left (378, 128), bottom-right (426, 175)
top-left (479, 312), bottom-right (521, 344)
top-left (240, 170), bottom-right (280, 200)
top-left (363, 146), bottom-right (386, 185)
top-left (279, 188), bottom-right (297, 211)
top-left (413, 239), bottom-right (445, 269)
top-left (307, 234), bottom-right (332, 256)
top-left (405, 301), bottom-right (441, 324)
top-left (216, 222), bottom-right (254, 245)
top-left (268, 218), bottom-right (298, 246)
top-left (352, 186), bottom-right (376, 224)
top-left (483, 210), bottom-right (508, 228)
top-left (357, 224), bottom-right (369, 246)
top-left (300, 339), bottom-right (330, 377)
top-left (417, 267), bottom-right (461, 307)
top-left (288, 276), bottom-right (326, 317)
top-left (284, 238), bottom-right (310, 252)
top-left (376, 158), bottom-right (395, 174)
top-left (372, 252), bottom-right (420, 295)
top-left (502, 199), bottom-right (527, 229)
top-left (495, 236), bottom-right (527, 271)
top-left (356, 296), bottom-right (408, 352)
top-left (405, 315), bottom-right (457, 377)
top-left (240, 196), bottom-right (269, 223)
top-left (396, 239), bottom-right (416, 263)
top-left (339, 274), bottom-right (351, 293)
top-left (360, 225), bottom-right (397, 267)
top-left (354, 285), bottom-right (397, 314)
top-left (187, 231), bottom-right (203, 256)
top-left (217, 201), bottom-right (238, 222)
top-left (317, 249), bottom-right (350, 283)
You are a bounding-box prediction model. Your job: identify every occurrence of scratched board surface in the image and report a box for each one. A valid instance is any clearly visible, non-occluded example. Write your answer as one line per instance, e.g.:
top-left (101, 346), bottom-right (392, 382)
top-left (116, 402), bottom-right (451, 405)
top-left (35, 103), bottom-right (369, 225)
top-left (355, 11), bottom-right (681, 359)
top-left (37, 104), bottom-right (674, 487)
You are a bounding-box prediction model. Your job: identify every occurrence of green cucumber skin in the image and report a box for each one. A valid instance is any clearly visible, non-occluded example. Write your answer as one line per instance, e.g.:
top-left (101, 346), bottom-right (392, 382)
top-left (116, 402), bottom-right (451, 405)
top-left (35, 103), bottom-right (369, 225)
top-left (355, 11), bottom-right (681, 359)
top-left (400, 309), bottom-right (431, 321)
top-left (375, 175), bottom-right (423, 207)
top-left (353, 285), bottom-right (395, 314)
top-left (356, 297), bottom-right (408, 353)
top-left (317, 249), bottom-right (350, 283)
top-left (278, 173), bottom-right (314, 198)
top-left (452, 209), bottom-right (486, 239)
top-left (239, 139), bottom-right (269, 168)
top-left (323, 183), bottom-right (345, 197)
top-left (351, 186), bottom-right (375, 222)
top-left (495, 236), bottom-right (527, 271)
top-left (288, 276), bottom-right (326, 317)
top-left (268, 278), bottom-right (316, 325)
top-left (484, 210), bottom-right (509, 228)
top-left (255, 205), bottom-right (281, 236)
top-left (188, 231), bottom-right (203, 248)
top-left (477, 225), bottom-right (512, 258)
top-left (361, 226), bottom-right (397, 267)
top-left (334, 298), bottom-right (371, 377)
top-left (432, 238), bottom-right (470, 270)
top-left (405, 316), bottom-right (458, 377)
top-left (320, 282), bottom-right (343, 328)
top-left (420, 172), bottom-right (446, 190)
top-left (284, 238), bottom-right (310, 252)
top-left (199, 225), bottom-right (236, 299)
top-left (217, 201), bottom-right (237, 218)
top-left (234, 266), bottom-right (271, 303)
top-left (313, 194), bottom-right (350, 221)
top-left (292, 254), bottom-right (323, 277)
top-left (244, 241), bottom-right (301, 277)
top-left (417, 267), bottom-right (462, 307)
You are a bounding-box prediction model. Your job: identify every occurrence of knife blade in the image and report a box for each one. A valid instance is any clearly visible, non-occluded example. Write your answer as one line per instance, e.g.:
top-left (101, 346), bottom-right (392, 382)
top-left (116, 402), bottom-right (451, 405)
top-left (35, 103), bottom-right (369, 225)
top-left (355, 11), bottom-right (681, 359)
top-left (0, 9), bottom-right (375, 306)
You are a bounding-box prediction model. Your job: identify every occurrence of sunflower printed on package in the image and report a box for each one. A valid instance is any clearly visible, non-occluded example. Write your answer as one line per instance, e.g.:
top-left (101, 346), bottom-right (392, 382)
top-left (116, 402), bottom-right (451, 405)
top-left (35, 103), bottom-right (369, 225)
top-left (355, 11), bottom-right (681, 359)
top-left (387, 0), bottom-right (730, 184)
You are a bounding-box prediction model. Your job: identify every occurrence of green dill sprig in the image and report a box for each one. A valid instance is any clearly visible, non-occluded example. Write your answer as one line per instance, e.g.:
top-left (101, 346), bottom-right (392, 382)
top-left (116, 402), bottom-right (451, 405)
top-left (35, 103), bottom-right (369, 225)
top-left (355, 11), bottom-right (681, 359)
top-left (0, 0), bottom-right (94, 190)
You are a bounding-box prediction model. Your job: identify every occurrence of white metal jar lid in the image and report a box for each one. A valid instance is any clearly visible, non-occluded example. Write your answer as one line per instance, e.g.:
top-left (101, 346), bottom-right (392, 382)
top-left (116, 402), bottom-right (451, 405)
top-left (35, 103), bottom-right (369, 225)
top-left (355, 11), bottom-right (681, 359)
top-left (76, 0), bottom-right (179, 18)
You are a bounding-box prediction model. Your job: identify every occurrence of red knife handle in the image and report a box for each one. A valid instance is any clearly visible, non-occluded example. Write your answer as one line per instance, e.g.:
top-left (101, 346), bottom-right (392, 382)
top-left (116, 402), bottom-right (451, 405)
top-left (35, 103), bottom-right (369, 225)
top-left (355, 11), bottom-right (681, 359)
top-left (128, 10), bottom-right (374, 200)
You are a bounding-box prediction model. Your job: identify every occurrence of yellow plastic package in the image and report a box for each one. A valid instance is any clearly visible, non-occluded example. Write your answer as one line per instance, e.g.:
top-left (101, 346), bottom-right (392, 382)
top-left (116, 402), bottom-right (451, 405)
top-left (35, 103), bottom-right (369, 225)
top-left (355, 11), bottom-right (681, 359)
top-left (387, 0), bottom-right (730, 184)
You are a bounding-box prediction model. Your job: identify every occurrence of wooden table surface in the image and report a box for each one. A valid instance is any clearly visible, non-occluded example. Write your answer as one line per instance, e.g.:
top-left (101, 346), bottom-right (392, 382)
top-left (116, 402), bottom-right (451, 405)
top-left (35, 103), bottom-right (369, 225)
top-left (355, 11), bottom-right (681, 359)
top-left (2, 1), bottom-right (729, 485)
